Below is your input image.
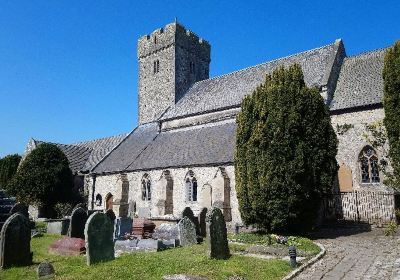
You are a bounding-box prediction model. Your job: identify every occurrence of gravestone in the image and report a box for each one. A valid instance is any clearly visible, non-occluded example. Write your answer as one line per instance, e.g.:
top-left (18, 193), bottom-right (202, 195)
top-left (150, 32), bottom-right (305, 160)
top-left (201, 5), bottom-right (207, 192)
top-left (199, 208), bottom-right (208, 238)
top-left (182, 207), bottom-right (200, 236)
top-left (206, 207), bottom-right (230, 259)
top-left (10, 202), bottom-right (29, 219)
top-left (128, 200), bottom-right (136, 218)
top-left (178, 217), bottom-right (197, 247)
top-left (37, 261), bottom-right (55, 279)
top-left (84, 212), bottom-right (114, 265)
top-left (69, 207), bottom-right (88, 239)
top-left (138, 207), bottom-right (150, 218)
top-left (152, 223), bottom-right (179, 240)
top-left (0, 213), bottom-right (32, 268)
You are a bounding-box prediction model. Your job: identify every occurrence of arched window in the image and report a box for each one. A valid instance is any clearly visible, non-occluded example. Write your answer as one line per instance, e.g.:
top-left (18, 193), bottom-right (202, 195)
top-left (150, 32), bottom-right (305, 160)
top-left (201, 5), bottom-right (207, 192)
top-left (105, 193), bottom-right (113, 210)
top-left (185, 170), bottom-right (198, 202)
top-left (359, 146), bottom-right (380, 184)
top-left (141, 174), bottom-right (151, 201)
top-left (154, 36), bottom-right (157, 44)
top-left (95, 194), bottom-right (102, 206)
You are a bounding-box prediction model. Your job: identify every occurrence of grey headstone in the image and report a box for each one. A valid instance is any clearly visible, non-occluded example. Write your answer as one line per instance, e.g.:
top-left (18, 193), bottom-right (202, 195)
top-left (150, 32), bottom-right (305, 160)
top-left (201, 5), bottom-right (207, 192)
top-left (136, 239), bottom-right (162, 251)
top-left (69, 207), bottom-right (88, 239)
top-left (128, 200), bottom-right (136, 218)
top-left (206, 208), bottom-right (230, 259)
top-left (152, 223), bottom-right (179, 240)
top-left (46, 219), bottom-right (69, 235)
top-left (10, 202), bottom-right (29, 219)
top-left (37, 261), bottom-right (55, 279)
top-left (84, 212), bottom-right (115, 265)
top-left (114, 217), bottom-right (133, 240)
top-left (0, 213), bottom-right (32, 268)
top-left (137, 207), bottom-right (150, 218)
top-left (178, 217), bottom-right (197, 247)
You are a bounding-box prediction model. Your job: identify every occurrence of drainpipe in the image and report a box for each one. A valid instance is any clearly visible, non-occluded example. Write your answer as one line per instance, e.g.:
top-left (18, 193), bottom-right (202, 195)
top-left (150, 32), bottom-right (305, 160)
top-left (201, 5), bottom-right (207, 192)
top-left (91, 174), bottom-right (96, 210)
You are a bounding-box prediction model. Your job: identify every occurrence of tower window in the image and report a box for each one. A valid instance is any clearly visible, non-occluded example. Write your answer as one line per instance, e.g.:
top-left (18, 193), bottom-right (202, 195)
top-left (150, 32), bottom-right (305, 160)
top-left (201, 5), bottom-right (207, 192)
top-left (359, 146), bottom-right (380, 184)
top-left (154, 36), bottom-right (157, 44)
top-left (153, 60), bottom-right (160, 74)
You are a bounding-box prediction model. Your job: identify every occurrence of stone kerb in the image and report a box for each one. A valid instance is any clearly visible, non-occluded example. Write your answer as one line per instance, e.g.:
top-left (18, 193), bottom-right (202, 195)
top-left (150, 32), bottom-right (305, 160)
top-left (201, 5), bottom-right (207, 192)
top-left (69, 207), bottom-right (88, 239)
top-left (206, 207), bottom-right (230, 260)
top-left (84, 212), bottom-right (115, 266)
top-left (178, 217), bottom-right (197, 247)
top-left (0, 213), bottom-right (32, 268)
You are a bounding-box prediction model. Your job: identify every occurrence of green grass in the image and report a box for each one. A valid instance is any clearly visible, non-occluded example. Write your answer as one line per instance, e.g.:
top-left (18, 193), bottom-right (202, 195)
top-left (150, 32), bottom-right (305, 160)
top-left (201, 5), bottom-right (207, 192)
top-left (228, 233), bottom-right (320, 255)
top-left (0, 234), bottom-right (292, 280)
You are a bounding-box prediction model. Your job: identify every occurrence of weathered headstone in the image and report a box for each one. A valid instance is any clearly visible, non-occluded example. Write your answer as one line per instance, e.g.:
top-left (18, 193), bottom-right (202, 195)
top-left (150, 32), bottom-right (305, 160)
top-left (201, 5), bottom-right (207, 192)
top-left (182, 207), bottom-right (201, 241)
top-left (178, 217), bottom-right (197, 247)
top-left (152, 223), bottom-right (179, 240)
top-left (0, 213), bottom-right (32, 268)
top-left (69, 207), bottom-right (88, 239)
top-left (84, 212), bottom-right (114, 265)
top-left (9, 202), bottom-right (29, 219)
top-left (206, 207), bottom-right (230, 259)
top-left (37, 261), bottom-right (55, 279)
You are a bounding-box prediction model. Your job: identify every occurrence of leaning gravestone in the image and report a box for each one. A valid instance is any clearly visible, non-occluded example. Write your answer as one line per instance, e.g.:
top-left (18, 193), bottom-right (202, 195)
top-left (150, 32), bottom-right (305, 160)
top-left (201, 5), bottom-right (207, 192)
top-left (84, 212), bottom-right (114, 265)
top-left (0, 213), bottom-right (32, 268)
top-left (178, 217), bottom-right (197, 247)
top-left (206, 207), bottom-right (230, 259)
top-left (69, 207), bottom-right (88, 239)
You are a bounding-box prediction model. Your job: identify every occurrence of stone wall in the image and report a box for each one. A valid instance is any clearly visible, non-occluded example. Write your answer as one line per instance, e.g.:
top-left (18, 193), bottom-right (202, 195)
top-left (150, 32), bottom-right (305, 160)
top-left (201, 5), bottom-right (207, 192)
top-left (88, 165), bottom-right (241, 229)
top-left (331, 108), bottom-right (392, 192)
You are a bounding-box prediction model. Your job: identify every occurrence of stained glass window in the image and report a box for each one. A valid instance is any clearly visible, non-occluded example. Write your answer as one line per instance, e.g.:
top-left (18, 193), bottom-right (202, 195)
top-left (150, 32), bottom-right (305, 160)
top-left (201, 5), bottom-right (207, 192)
top-left (359, 146), bottom-right (380, 184)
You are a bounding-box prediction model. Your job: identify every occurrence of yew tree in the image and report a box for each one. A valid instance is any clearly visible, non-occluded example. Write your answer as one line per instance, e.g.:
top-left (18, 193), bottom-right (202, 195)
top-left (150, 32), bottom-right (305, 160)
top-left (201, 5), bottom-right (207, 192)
top-left (383, 41), bottom-right (400, 188)
top-left (235, 64), bottom-right (338, 233)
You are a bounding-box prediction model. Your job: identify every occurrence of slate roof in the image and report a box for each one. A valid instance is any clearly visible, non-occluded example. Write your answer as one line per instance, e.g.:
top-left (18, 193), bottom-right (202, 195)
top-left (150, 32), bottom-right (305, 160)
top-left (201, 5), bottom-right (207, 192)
top-left (33, 133), bottom-right (127, 174)
top-left (93, 123), bottom-right (159, 173)
top-left (92, 121), bottom-right (236, 173)
top-left (161, 41), bottom-right (338, 120)
top-left (330, 48), bottom-right (386, 111)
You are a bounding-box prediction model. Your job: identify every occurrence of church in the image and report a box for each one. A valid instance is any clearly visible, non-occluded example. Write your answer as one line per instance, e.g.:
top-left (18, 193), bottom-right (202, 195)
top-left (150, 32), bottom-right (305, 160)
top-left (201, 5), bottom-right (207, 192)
top-left (24, 21), bottom-right (397, 227)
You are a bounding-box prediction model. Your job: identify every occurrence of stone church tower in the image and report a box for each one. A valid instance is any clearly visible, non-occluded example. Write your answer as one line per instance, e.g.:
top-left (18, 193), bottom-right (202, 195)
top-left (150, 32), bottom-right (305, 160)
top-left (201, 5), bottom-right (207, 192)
top-left (137, 22), bottom-right (211, 124)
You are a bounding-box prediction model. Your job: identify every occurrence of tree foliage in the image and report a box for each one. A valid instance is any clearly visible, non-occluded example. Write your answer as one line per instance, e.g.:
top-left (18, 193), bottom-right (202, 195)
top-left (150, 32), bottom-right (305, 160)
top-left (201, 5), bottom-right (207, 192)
top-left (6, 143), bottom-right (74, 212)
top-left (235, 64), bottom-right (338, 233)
top-left (383, 41), bottom-right (400, 188)
top-left (0, 154), bottom-right (21, 189)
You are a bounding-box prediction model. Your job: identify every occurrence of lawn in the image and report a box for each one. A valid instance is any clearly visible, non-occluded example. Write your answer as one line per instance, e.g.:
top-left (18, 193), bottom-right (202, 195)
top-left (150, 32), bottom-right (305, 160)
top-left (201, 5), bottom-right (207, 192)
top-left (0, 234), bottom-right (293, 280)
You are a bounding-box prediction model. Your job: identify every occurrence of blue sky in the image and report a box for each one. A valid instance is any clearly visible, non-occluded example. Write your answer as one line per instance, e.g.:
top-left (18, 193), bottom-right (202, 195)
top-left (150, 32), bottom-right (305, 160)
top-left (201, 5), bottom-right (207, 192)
top-left (0, 0), bottom-right (399, 157)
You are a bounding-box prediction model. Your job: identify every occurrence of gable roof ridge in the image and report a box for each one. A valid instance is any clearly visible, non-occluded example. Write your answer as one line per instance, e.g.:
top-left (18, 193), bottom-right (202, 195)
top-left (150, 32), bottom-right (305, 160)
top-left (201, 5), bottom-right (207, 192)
top-left (191, 40), bottom-right (337, 85)
top-left (71, 132), bottom-right (128, 147)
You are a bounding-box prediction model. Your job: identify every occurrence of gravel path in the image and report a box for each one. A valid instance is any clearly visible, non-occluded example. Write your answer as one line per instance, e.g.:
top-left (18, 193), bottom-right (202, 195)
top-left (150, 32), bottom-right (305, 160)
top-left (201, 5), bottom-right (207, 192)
top-left (294, 225), bottom-right (400, 280)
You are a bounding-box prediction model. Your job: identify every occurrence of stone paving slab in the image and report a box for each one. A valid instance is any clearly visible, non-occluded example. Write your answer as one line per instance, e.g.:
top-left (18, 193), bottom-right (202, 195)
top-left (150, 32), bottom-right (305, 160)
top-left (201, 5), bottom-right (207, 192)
top-left (294, 226), bottom-right (400, 280)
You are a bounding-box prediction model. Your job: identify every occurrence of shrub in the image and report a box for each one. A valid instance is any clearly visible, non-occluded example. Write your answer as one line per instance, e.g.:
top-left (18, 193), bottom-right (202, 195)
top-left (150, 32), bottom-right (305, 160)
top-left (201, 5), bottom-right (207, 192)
top-left (0, 154), bottom-right (21, 189)
top-left (235, 64), bottom-right (338, 233)
top-left (6, 143), bottom-right (75, 218)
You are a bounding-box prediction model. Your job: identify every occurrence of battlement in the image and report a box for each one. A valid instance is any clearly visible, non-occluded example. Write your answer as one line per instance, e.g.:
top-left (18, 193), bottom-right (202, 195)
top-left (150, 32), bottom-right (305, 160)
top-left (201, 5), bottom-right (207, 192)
top-left (138, 22), bottom-right (210, 60)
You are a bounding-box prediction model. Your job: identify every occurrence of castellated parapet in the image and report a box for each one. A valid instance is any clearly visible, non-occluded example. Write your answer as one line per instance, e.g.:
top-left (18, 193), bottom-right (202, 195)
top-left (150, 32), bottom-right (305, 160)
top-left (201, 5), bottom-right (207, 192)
top-left (137, 22), bottom-right (211, 124)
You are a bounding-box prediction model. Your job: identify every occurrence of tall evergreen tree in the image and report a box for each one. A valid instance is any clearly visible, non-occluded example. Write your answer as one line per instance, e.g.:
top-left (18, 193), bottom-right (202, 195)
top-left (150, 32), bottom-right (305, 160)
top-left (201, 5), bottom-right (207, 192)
top-left (383, 41), bottom-right (400, 188)
top-left (0, 154), bottom-right (21, 189)
top-left (235, 64), bottom-right (338, 233)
